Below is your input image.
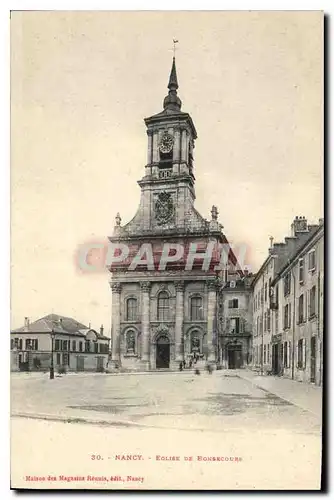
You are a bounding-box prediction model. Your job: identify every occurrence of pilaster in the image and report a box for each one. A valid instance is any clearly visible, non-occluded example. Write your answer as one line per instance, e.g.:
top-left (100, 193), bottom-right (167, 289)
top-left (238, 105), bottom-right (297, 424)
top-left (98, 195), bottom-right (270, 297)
top-left (140, 281), bottom-right (151, 370)
top-left (174, 281), bottom-right (185, 365)
top-left (207, 280), bottom-right (217, 363)
top-left (110, 282), bottom-right (122, 370)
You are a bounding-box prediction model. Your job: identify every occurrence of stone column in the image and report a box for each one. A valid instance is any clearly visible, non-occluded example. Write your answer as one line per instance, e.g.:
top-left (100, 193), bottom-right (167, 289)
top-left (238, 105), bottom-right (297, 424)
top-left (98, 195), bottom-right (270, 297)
top-left (174, 281), bottom-right (185, 363)
top-left (152, 131), bottom-right (159, 163)
top-left (110, 282), bottom-right (121, 368)
top-left (173, 129), bottom-right (181, 162)
top-left (147, 130), bottom-right (153, 165)
top-left (140, 281), bottom-right (151, 370)
top-left (207, 280), bottom-right (217, 363)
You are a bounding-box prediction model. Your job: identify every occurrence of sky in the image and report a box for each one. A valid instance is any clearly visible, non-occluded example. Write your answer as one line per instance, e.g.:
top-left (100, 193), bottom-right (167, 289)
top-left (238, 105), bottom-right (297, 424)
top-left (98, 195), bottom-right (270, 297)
top-left (11, 11), bottom-right (323, 333)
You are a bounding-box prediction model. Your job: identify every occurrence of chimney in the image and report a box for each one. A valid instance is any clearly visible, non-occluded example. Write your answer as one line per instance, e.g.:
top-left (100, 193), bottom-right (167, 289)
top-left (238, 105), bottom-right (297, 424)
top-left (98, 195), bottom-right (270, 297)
top-left (211, 205), bottom-right (218, 221)
top-left (24, 317), bottom-right (29, 331)
top-left (113, 213), bottom-right (122, 236)
top-left (291, 216), bottom-right (308, 236)
top-left (89, 322), bottom-right (91, 329)
top-left (269, 236), bottom-right (274, 248)
top-left (100, 324), bottom-right (104, 336)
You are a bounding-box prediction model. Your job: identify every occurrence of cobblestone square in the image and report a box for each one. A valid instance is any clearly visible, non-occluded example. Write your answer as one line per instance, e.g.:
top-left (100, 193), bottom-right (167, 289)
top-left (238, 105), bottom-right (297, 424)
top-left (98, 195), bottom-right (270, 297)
top-left (11, 370), bottom-right (322, 489)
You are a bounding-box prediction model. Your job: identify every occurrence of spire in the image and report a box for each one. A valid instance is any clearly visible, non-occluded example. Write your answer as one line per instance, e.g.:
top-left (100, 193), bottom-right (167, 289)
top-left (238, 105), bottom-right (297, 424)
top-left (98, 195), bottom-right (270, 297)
top-left (163, 56), bottom-right (182, 112)
top-left (168, 57), bottom-right (178, 91)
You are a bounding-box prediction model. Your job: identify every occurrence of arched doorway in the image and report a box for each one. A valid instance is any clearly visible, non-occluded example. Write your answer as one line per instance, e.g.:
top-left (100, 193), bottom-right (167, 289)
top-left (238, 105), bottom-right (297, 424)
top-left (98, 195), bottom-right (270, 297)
top-left (156, 335), bottom-right (170, 369)
top-left (227, 343), bottom-right (243, 369)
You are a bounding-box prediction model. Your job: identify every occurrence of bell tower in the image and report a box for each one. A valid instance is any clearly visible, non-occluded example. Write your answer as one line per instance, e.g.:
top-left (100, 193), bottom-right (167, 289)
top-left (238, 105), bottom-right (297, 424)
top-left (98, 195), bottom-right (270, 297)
top-left (108, 53), bottom-right (243, 373)
top-left (138, 56), bottom-right (198, 230)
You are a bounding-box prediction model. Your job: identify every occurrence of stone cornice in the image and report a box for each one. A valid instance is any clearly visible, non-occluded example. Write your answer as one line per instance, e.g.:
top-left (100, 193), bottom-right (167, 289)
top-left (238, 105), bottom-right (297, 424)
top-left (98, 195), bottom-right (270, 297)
top-left (137, 174), bottom-right (194, 188)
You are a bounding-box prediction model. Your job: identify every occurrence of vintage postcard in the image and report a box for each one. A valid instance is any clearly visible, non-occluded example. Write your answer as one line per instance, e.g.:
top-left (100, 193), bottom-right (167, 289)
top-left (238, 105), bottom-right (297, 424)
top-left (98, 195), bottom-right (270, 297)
top-left (10, 10), bottom-right (324, 490)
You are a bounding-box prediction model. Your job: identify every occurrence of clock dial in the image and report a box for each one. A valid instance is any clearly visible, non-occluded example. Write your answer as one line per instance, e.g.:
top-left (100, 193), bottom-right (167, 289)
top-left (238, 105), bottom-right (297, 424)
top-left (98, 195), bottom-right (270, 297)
top-left (159, 133), bottom-right (174, 154)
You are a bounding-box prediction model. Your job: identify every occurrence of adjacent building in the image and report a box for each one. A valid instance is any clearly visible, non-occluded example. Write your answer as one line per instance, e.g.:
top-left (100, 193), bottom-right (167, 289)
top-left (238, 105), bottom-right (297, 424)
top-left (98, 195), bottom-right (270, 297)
top-left (271, 220), bottom-right (324, 385)
top-left (218, 277), bottom-right (253, 369)
top-left (251, 216), bottom-right (324, 385)
top-left (10, 314), bottom-right (110, 372)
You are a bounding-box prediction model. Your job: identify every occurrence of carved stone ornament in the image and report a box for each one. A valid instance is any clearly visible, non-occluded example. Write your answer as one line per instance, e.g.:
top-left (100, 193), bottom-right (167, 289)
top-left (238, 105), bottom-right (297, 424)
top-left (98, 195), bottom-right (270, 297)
top-left (140, 282), bottom-right (151, 293)
top-left (175, 281), bottom-right (185, 292)
top-left (207, 279), bottom-right (218, 291)
top-left (155, 192), bottom-right (174, 225)
top-left (111, 282), bottom-right (122, 293)
top-left (156, 324), bottom-right (169, 336)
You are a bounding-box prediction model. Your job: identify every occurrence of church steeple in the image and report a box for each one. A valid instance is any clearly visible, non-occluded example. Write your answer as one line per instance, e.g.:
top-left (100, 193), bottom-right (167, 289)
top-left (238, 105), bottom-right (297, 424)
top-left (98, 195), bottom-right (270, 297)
top-left (163, 57), bottom-right (182, 112)
top-left (168, 57), bottom-right (178, 90)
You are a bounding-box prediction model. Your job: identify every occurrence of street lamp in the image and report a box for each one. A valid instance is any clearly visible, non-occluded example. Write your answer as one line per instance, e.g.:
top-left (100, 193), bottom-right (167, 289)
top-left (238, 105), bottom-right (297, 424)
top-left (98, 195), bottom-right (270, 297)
top-left (93, 337), bottom-right (99, 372)
top-left (50, 328), bottom-right (55, 380)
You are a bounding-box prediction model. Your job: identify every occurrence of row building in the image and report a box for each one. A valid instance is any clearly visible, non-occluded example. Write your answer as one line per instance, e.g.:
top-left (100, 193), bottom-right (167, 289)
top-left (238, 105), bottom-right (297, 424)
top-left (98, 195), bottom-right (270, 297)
top-left (252, 216), bottom-right (324, 385)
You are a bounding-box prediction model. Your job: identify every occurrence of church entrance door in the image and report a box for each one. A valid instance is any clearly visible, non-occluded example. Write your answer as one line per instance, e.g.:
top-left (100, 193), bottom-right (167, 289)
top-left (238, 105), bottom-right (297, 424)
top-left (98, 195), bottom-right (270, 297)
top-left (156, 335), bottom-right (170, 369)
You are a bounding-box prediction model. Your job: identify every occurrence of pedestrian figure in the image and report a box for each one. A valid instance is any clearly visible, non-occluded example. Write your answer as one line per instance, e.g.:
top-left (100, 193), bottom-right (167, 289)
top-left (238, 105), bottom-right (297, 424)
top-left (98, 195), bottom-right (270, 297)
top-left (195, 368), bottom-right (200, 375)
top-left (206, 364), bottom-right (213, 374)
top-left (189, 359), bottom-right (193, 369)
top-left (179, 362), bottom-right (183, 371)
top-left (183, 359), bottom-right (186, 369)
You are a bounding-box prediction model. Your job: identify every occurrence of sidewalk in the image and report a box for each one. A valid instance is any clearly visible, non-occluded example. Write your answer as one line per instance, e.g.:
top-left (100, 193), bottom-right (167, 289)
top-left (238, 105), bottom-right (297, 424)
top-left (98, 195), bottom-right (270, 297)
top-left (236, 369), bottom-right (323, 419)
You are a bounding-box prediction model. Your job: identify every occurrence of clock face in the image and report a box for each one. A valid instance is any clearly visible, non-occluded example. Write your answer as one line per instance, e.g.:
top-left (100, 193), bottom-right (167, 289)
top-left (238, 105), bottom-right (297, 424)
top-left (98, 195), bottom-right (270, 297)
top-left (159, 133), bottom-right (174, 154)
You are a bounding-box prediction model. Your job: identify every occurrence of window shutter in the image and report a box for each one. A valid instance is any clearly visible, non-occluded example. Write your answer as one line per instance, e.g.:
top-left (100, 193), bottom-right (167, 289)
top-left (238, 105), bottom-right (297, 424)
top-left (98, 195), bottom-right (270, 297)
top-left (302, 339), bottom-right (306, 368)
top-left (240, 318), bottom-right (244, 333)
top-left (287, 341), bottom-right (290, 368)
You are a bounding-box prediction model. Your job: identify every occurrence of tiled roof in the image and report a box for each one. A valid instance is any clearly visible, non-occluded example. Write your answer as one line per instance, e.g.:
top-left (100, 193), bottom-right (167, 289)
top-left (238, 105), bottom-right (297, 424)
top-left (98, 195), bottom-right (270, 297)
top-left (11, 313), bottom-right (109, 340)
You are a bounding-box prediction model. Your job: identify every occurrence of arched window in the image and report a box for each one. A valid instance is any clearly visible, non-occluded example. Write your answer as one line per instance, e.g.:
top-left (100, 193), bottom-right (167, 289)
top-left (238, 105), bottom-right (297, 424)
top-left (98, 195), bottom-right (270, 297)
top-left (126, 330), bottom-right (136, 354)
top-left (190, 296), bottom-right (203, 320)
top-left (157, 292), bottom-right (169, 321)
top-left (126, 298), bottom-right (137, 321)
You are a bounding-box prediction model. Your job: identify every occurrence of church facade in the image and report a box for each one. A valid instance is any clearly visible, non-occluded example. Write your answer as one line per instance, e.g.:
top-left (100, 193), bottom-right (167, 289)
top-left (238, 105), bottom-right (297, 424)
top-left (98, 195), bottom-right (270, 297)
top-left (108, 57), bottom-right (247, 371)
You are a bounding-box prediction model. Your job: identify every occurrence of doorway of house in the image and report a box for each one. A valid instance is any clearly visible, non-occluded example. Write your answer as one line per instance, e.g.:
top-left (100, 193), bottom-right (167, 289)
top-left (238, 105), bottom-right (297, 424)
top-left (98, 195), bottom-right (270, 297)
top-left (96, 356), bottom-right (104, 372)
top-left (156, 335), bottom-right (170, 369)
top-left (272, 343), bottom-right (282, 375)
top-left (227, 344), bottom-right (242, 369)
top-left (76, 356), bottom-right (85, 372)
top-left (310, 336), bottom-right (316, 383)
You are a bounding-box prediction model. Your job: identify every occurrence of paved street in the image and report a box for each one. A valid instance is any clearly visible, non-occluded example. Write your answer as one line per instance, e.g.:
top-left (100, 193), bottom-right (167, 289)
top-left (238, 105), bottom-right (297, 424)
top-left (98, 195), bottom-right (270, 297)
top-left (11, 370), bottom-right (322, 489)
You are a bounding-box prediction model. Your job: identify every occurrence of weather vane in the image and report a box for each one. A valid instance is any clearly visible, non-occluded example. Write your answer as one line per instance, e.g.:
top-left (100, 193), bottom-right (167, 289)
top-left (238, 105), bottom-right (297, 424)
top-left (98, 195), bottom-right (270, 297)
top-left (173, 39), bottom-right (179, 57)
